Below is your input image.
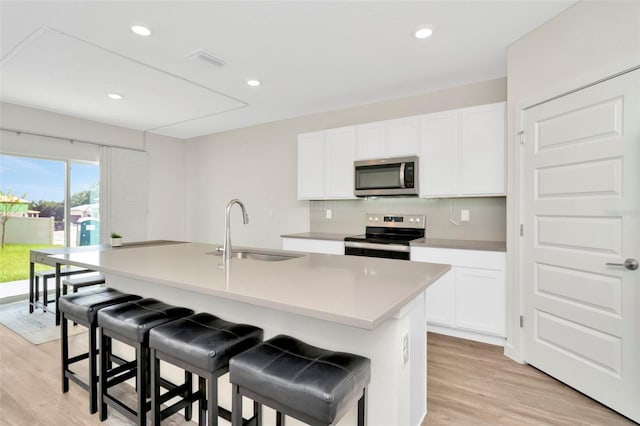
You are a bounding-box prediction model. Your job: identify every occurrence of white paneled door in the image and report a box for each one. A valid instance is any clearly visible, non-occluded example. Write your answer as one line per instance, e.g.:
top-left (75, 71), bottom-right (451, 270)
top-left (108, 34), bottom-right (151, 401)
top-left (521, 69), bottom-right (639, 422)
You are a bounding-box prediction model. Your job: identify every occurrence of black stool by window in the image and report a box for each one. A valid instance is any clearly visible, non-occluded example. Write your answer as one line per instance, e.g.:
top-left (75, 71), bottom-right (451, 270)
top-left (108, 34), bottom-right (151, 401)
top-left (229, 335), bottom-right (371, 426)
top-left (58, 287), bottom-right (141, 414)
top-left (148, 312), bottom-right (264, 425)
top-left (97, 298), bottom-right (194, 425)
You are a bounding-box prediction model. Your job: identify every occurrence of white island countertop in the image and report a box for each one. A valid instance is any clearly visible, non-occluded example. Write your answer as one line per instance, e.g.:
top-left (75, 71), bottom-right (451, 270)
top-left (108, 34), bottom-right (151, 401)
top-left (51, 242), bottom-right (449, 330)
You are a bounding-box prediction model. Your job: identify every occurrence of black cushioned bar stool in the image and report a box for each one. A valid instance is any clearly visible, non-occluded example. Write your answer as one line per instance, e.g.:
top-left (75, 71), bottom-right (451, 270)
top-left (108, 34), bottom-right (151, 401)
top-left (97, 298), bottom-right (194, 425)
top-left (148, 312), bottom-right (264, 425)
top-left (229, 335), bottom-right (371, 426)
top-left (58, 287), bottom-right (142, 414)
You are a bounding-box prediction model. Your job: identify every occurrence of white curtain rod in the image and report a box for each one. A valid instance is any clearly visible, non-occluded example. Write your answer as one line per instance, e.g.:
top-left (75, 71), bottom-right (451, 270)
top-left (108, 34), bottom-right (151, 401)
top-left (0, 127), bottom-right (147, 153)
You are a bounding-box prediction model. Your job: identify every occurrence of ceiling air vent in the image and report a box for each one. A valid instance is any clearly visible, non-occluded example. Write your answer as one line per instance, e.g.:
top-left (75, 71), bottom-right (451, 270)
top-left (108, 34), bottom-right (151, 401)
top-left (187, 49), bottom-right (228, 67)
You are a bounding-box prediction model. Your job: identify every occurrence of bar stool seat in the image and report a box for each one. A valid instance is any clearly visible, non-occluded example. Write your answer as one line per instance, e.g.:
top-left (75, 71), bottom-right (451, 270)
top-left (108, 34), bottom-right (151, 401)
top-left (58, 287), bottom-right (141, 414)
top-left (230, 335), bottom-right (371, 426)
top-left (97, 298), bottom-right (194, 425)
top-left (149, 312), bottom-right (263, 425)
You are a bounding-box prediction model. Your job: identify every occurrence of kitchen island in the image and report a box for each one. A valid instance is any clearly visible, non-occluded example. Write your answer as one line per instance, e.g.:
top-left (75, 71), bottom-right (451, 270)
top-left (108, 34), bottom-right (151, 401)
top-left (52, 242), bottom-right (450, 426)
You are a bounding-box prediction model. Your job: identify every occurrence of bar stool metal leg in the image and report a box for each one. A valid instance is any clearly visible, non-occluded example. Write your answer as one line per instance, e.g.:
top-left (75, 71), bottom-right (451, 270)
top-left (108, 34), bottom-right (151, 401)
top-left (357, 390), bottom-right (367, 426)
top-left (151, 349), bottom-right (161, 425)
top-left (99, 327), bottom-right (108, 421)
top-left (231, 384), bottom-right (243, 426)
top-left (207, 371), bottom-right (218, 426)
top-left (61, 313), bottom-right (69, 393)
top-left (136, 342), bottom-right (148, 426)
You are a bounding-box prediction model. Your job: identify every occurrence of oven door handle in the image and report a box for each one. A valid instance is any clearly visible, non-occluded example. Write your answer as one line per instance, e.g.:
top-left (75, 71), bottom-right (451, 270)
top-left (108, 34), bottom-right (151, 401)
top-left (344, 241), bottom-right (411, 253)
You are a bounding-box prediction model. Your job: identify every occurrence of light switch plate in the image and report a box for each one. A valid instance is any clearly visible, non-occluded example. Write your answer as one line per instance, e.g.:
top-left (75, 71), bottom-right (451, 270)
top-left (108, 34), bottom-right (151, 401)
top-left (326, 209), bottom-right (332, 219)
top-left (460, 209), bottom-right (470, 222)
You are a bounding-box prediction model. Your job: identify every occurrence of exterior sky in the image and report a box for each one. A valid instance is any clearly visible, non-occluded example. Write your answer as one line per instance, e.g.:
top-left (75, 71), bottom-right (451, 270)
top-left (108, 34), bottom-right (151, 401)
top-left (0, 154), bottom-right (99, 203)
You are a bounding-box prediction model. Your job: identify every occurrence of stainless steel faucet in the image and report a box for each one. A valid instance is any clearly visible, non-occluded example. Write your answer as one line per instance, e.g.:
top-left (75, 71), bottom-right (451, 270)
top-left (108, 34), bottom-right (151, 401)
top-left (223, 199), bottom-right (249, 261)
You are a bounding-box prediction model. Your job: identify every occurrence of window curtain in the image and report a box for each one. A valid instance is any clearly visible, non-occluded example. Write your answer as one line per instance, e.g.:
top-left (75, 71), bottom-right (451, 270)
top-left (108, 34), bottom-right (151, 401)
top-left (99, 146), bottom-right (149, 244)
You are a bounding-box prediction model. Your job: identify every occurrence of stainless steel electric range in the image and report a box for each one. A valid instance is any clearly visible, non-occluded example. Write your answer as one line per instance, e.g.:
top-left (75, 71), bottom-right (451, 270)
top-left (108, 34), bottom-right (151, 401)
top-left (344, 213), bottom-right (425, 260)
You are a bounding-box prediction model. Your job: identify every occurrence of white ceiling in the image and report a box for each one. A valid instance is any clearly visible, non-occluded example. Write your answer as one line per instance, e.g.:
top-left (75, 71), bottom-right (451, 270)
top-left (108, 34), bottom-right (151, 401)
top-left (0, 1), bottom-right (575, 140)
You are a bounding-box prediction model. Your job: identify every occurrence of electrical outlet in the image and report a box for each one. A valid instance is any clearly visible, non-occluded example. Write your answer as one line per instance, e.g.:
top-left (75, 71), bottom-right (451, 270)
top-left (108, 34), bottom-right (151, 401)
top-left (460, 209), bottom-right (470, 222)
top-left (326, 209), bottom-right (332, 219)
top-left (401, 332), bottom-right (409, 366)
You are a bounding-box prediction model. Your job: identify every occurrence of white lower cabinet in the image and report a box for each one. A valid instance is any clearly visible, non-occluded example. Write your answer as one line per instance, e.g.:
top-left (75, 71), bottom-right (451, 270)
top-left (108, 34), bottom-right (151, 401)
top-left (411, 246), bottom-right (506, 345)
top-left (455, 267), bottom-right (505, 336)
top-left (281, 237), bottom-right (345, 255)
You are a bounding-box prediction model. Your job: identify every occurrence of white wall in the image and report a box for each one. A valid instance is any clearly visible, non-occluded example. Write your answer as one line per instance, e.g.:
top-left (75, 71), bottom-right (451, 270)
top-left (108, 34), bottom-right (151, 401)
top-left (0, 102), bottom-right (144, 150)
top-left (185, 119), bottom-right (309, 248)
top-left (505, 0), bottom-right (640, 360)
top-left (184, 78), bottom-right (506, 249)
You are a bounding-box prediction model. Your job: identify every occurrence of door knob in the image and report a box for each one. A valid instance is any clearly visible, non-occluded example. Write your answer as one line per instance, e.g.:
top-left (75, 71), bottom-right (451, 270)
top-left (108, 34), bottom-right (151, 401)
top-left (605, 258), bottom-right (639, 270)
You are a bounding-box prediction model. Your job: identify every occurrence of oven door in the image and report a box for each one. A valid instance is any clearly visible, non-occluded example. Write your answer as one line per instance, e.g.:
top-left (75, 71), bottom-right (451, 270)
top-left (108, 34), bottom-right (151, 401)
top-left (344, 241), bottom-right (411, 260)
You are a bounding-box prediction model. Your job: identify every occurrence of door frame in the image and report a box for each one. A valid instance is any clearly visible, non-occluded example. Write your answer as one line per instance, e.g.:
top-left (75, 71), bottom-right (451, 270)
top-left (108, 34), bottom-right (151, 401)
top-left (506, 63), bottom-right (640, 363)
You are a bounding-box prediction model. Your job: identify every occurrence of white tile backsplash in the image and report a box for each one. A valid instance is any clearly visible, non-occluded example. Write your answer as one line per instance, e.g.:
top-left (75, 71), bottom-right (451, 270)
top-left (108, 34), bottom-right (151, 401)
top-left (310, 197), bottom-right (506, 241)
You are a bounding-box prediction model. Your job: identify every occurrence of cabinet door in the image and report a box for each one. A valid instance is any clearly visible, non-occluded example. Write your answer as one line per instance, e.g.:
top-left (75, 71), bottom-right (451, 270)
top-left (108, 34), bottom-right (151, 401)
top-left (425, 269), bottom-right (455, 326)
top-left (420, 111), bottom-right (460, 197)
top-left (324, 127), bottom-right (356, 199)
top-left (460, 102), bottom-right (506, 195)
top-left (386, 117), bottom-right (419, 157)
top-left (355, 122), bottom-right (386, 160)
top-left (455, 267), bottom-right (505, 336)
top-left (297, 132), bottom-right (325, 199)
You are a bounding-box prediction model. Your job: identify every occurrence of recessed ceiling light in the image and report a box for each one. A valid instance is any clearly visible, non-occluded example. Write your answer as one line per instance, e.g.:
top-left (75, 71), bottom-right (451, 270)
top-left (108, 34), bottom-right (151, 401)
top-left (131, 25), bottom-right (151, 36)
top-left (414, 27), bottom-right (433, 39)
top-left (108, 93), bottom-right (123, 100)
top-left (246, 79), bottom-right (261, 87)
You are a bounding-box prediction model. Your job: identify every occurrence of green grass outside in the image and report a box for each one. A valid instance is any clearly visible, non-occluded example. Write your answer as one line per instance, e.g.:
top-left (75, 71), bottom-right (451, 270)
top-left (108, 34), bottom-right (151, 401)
top-left (0, 243), bottom-right (61, 283)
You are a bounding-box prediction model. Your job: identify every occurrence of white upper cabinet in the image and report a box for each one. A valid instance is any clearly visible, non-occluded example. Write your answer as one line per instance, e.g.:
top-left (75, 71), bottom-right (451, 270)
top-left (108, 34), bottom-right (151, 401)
top-left (420, 101), bottom-right (506, 198)
top-left (298, 102), bottom-right (505, 200)
top-left (420, 110), bottom-right (459, 197)
top-left (355, 117), bottom-right (419, 160)
top-left (297, 127), bottom-right (356, 200)
top-left (355, 122), bottom-right (386, 160)
top-left (460, 102), bottom-right (506, 195)
top-left (385, 117), bottom-right (419, 157)
top-left (324, 127), bottom-right (356, 198)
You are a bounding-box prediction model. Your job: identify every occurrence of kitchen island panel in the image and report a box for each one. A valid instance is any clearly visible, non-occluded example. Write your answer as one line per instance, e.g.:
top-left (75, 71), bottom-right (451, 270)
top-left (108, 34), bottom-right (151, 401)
top-left (105, 273), bottom-right (428, 426)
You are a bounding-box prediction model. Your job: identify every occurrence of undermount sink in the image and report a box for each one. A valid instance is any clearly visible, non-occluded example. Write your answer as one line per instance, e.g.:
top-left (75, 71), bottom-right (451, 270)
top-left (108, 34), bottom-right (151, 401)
top-left (207, 249), bottom-right (303, 262)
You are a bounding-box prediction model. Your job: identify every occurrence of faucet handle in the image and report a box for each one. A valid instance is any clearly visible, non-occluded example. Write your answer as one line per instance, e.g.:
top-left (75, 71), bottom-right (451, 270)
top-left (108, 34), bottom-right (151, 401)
top-left (216, 246), bottom-right (225, 253)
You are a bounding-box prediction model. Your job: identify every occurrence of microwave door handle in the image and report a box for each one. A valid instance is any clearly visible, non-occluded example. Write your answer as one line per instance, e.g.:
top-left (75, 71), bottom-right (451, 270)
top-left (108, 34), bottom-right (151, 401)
top-left (399, 162), bottom-right (406, 188)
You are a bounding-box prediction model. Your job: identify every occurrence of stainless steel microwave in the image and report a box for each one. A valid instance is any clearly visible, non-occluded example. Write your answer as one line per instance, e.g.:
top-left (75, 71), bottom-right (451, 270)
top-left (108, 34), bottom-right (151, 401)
top-left (354, 156), bottom-right (419, 197)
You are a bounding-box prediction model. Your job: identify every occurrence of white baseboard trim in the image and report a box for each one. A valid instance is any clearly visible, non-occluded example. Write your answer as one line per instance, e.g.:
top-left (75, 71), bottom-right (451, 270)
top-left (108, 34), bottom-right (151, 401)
top-left (427, 324), bottom-right (506, 346)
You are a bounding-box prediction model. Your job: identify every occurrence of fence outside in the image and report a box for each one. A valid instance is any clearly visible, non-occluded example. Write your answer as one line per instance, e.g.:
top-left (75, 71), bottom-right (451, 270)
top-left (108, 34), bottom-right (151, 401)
top-left (4, 216), bottom-right (54, 245)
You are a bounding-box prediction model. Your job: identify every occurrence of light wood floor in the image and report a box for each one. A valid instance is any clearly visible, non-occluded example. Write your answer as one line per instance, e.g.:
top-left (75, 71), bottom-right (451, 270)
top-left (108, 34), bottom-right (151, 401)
top-left (425, 333), bottom-right (635, 425)
top-left (0, 324), bottom-right (634, 425)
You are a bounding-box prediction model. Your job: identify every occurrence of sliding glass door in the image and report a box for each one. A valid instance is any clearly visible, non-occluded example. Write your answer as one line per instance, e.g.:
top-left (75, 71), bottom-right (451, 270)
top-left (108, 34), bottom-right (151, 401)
top-left (69, 161), bottom-right (100, 247)
top-left (0, 154), bottom-right (99, 283)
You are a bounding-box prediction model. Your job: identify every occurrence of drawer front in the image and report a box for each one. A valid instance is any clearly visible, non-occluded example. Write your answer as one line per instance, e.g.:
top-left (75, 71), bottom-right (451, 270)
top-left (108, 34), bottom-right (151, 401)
top-left (282, 238), bottom-right (345, 255)
top-left (411, 247), bottom-right (505, 270)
